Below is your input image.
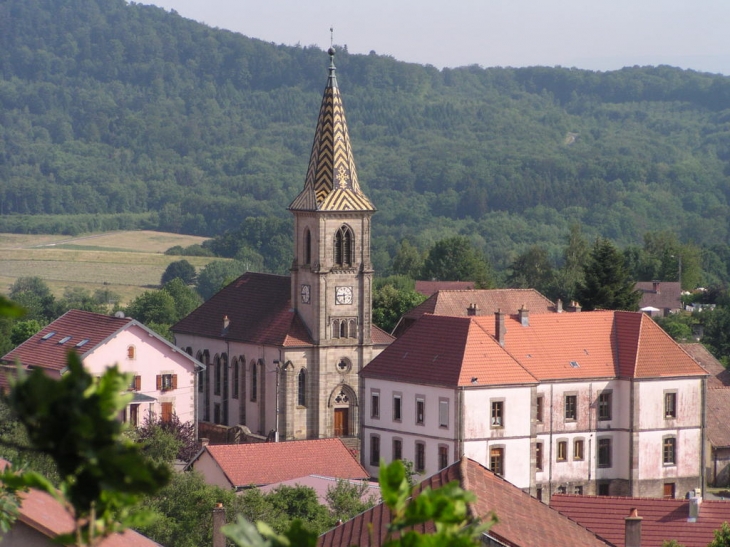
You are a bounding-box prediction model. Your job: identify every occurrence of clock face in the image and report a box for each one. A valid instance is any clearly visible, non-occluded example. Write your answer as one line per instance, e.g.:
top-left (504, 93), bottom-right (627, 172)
top-left (335, 286), bottom-right (353, 305)
top-left (300, 284), bottom-right (311, 304)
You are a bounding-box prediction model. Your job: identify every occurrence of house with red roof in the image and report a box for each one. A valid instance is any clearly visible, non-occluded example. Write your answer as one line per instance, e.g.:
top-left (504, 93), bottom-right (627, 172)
top-left (392, 287), bottom-right (557, 337)
top-left (551, 492), bottom-right (730, 547)
top-left (1, 309), bottom-right (202, 427)
top-left (360, 309), bottom-right (708, 502)
top-left (0, 459), bottom-right (160, 546)
top-left (682, 342), bottom-right (730, 487)
top-left (186, 438), bottom-right (369, 490)
top-left (635, 281), bottom-right (683, 317)
top-left (172, 49), bottom-right (393, 442)
top-left (318, 458), bottom-right (612, 547)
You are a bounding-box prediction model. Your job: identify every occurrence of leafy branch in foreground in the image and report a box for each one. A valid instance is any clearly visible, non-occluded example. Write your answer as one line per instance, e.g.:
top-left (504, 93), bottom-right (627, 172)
top-left (0, 353), bottom-right (170, 546)
top-left (223, 459), bottom-right (493, 547)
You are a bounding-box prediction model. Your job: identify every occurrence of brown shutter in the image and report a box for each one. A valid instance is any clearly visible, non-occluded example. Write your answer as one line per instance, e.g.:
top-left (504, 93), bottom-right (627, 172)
top-left (156, 375), bottom-right (162, 390)
top-left (171, 374), bottom-right (178, 390)
top-left (161, 402), bottom-right (173, 423)
top-left (134, 376), bottom-right (141, 391)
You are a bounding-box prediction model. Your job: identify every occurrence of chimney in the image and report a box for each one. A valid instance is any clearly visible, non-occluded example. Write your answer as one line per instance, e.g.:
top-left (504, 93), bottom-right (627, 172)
top-left (625, 508), bottom-right (642, 547)
top-left (200, 437), bottom-right (210, 447)
top-left (556, 299), bottom-right (563, 313)
top-left (571, 301), bottom-right (582, 313)
top-left (518, 305), bottom-right (529, 327)
top-left (467, 303), bottom-right (479, 316)
top-left (652, 281), bottom-right (661, 294)
top-left (688, 492), bottom-right (702, 522)
top-left (212, 503), bottom-right (226, 547)
top-left (495, 309), bottom-right (506, 346)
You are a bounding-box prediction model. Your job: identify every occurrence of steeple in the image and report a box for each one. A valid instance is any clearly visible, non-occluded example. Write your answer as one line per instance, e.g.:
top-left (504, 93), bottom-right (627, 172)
top-left (289, 47), bottom-right (375, 212)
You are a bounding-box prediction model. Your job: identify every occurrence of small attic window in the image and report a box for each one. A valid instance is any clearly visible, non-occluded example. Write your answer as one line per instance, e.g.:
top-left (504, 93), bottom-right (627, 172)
top-left (569, 361), bottom-right (580, 368)
top-left (75, 339), bottom-right (89, 348)
top-left (58, 336), bottom-right (72, 345)
top-left (41, 331), bottom-right (56, 340)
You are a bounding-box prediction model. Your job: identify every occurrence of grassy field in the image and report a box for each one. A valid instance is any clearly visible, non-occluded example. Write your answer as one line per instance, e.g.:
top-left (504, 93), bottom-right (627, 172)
top-left (0, 231), bottom-right (216, 305)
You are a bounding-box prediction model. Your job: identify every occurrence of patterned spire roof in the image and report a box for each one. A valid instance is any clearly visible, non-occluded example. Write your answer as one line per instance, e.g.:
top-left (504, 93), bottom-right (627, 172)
top-left (289, 48), bottom-right (375, 212)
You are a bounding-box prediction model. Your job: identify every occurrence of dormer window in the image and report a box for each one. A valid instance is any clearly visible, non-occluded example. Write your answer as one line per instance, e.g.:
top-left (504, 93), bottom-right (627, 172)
top-left (334, 225), bottom-right (354, 267)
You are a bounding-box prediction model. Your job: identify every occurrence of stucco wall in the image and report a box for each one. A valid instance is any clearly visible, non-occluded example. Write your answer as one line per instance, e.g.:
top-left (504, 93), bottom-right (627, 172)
top-left (85, 325), bottom-right (197, 423)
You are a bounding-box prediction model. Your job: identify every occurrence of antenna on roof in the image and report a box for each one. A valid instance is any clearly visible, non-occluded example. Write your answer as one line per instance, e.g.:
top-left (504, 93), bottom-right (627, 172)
top-left (330, 26), bottom-right (334, 48)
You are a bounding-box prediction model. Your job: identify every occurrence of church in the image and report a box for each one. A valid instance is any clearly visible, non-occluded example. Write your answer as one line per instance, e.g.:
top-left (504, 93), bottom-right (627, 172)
top-left (172, 48), bottom-right (393, 442)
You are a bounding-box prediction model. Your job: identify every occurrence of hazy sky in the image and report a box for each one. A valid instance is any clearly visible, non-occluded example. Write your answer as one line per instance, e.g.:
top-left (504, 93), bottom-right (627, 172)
top-left (142, 0), bottom-right (730, 75)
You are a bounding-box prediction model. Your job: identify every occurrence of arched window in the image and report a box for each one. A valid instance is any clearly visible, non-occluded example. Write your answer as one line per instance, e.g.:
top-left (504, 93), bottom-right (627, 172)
top-left (251, 361), bottom-right (258, 402)
top-left (340, 321), bottom-right (347, 338)
top-left (127, 345), bottom-right (136, 359)
top-left (232, 358), bottom-right (239, 399)
top-left (298, 369), bottom-right (306, 407)
top-left (196, 351), bottom-right (204, 393)
top-left (214, 355), bottom-right (221, 395)
top-left (304, 228), bottom-right (312, 265)
top-left (349, 319), bottom-right (357, 338)
top-left (222, 354), bottom-right (229, 400)
top-left (334, 225), bottom-right (354, 267)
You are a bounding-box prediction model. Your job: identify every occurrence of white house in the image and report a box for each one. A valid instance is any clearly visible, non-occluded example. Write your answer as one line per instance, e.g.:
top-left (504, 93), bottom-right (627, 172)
top-left (1, 309), bottom-right (202, 426)
top-left (360, 309), bottom-right (708, 501)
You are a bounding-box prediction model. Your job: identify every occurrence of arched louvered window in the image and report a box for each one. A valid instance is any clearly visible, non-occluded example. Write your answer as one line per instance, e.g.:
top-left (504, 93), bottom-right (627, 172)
top-left (334, 225), bottom-right (354, 267)
top-left (304, 228), bottom-right (312, 265)
top-left (340, 321), bottom-right (347, 338)
top-left (298, 369), bottom-right (306, 407)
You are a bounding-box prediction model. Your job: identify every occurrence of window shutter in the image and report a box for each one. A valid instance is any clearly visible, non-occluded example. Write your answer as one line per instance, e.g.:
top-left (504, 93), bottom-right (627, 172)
top-left (172, 374), bottom-right (178, 390)
top-left (156, 375), bottom-right (162, 390)
top-left (135, 376), bottom-right (141, 391)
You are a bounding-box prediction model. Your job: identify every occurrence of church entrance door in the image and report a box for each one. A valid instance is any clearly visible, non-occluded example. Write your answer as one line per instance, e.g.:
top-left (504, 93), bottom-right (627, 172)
top-left (334, 408), bottom-right (349, 437)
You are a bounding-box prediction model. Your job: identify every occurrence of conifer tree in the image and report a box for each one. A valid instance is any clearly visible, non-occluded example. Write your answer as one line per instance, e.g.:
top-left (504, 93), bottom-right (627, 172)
top-left (576, 238), bottom-right (641, 311)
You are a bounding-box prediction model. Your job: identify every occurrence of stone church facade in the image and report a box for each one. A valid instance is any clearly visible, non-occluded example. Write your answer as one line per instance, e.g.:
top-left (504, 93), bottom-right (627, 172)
top-left (172, 49), bottom-right (393, 442)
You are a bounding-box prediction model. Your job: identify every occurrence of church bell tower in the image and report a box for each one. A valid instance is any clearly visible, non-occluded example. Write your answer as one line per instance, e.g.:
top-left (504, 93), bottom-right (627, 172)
top-left (289, 47), bottom-right (376, 438)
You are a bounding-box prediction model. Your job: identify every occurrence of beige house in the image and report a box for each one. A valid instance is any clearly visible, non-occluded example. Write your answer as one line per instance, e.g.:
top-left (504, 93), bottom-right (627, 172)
top-left (361, 310), bottom-right (708, 502)
top-left (172, 49), bottom-right (392, 442)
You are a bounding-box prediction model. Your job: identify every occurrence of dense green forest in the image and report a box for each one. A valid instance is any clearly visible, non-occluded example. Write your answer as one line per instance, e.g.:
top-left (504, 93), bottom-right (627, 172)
top-left (2, 0), bottom-right (730, 280)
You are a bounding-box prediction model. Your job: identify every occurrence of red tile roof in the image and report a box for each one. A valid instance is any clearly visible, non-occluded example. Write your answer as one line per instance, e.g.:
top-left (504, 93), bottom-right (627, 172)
top-left (172, 272), bottom-right (314, 347)
top-left (394, 288), bottom-right (555, 337)
top-left (1, 309), bottom-right (132, 371)
top-left (415, 281), bottom-right (476, 296)
top-left (319, 458), bottom-right (610, 547)
top-left (681, 343), bottom-right (730, 387)
top-left (199, 439), bottom-right (369, 487)
top-left (362, 314), bottom-right (536, 387)
top-left (551, 494), bottom-right (729, 547)
top-left (0, 459), bottom-right (159, 546)
top-left (173, 271), bottom-right (393, 347)
top-left (364, 311), bottom-right (706, 385)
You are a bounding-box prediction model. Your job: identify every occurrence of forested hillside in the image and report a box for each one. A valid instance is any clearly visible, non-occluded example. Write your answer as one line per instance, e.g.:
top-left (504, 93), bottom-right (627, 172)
top-left (2, 0), bottom-right (730, 276)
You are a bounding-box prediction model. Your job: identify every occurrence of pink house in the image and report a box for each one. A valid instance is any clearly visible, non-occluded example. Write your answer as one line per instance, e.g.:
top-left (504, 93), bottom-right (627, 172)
top-left (1, 309), bottom-right (202, 427)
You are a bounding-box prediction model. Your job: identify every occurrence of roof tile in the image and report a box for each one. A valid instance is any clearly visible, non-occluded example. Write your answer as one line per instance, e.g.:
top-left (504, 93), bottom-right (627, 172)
top-left (1, 310), bottom-right (132, 370)
top-left (201, 439), bottom-right (369, 487)
top-left (319, 458), bottom-right (609, 547)
top-left (552, 494), bottom-right (730, 547)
